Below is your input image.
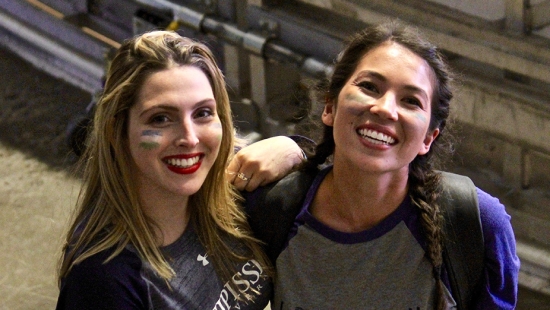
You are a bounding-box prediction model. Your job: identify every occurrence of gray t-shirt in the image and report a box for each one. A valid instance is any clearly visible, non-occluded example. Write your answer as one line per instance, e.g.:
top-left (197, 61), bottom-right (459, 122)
top-left (140, 224), bottom-right (271, 309)
top-left (273, 168), bottom-right (456, 310)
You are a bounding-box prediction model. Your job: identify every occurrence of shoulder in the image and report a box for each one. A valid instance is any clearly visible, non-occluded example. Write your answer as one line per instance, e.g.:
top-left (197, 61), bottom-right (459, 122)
top-left (438, 171), bottom-right (510, 225)
top-left (475, 187), bottom-right (517, 254)
top-left (474, 187), bottom-right (520, 308)
top-left (438, 173), bottom-right (519, 308)
top-left (475, 188), bottom-right (518, 258)
top-left (56, 247), bottom-right (148, 309)
top-left (476, 188), bottom-right (511, 228)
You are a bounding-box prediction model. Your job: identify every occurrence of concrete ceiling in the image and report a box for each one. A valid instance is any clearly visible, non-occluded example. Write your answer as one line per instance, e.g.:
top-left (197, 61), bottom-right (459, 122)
top-left (427, 0), bottom-right (550, 38)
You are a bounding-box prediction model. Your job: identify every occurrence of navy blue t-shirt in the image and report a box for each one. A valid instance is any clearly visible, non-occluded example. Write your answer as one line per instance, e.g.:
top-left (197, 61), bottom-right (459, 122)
top-left (56, 224), bottom-right (271, 310)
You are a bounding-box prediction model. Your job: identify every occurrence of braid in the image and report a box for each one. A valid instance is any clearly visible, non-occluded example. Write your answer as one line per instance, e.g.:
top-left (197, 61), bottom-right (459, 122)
top-left (409, 159), bottom-right (446, 310)
top-left (303, 126), bottom-right (334, 172)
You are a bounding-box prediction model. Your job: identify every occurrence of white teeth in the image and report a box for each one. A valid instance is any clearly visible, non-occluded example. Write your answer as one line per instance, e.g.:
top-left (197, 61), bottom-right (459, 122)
top-left (166, 156), bottom-right (199, 168)
top-left (358, 129), bottom-right (395, 145)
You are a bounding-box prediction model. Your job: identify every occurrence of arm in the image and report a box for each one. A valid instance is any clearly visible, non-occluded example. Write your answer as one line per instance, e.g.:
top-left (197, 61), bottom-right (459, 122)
top-left (228, 136), bottom-right (312, 192)
top-left (56, 248), bottom-right (148, 310)
top-left (474, 189), bottom-right (520, 310)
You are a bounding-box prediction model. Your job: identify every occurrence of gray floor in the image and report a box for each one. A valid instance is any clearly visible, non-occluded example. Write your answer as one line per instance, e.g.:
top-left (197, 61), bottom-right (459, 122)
top-left (0, 45), bottom-right (88, 309)
top-left (1, 44), bottom-right (549, 310)
top-left (0, 144), bottom-right (80, 309)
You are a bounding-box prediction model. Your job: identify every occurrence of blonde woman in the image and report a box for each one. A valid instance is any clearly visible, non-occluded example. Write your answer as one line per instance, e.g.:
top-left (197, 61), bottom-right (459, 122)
top-left (56, 31), bottom-right (274, 309)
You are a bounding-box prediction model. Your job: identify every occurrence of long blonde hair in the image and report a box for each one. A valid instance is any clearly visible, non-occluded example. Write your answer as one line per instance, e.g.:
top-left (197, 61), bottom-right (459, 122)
top-left (58, 31), bottom-right (271, 291)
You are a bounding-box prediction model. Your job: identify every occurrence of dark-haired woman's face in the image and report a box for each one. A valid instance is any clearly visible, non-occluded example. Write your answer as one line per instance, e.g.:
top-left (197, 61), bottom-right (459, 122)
top-left (322, 41), bottom-right (439, 175)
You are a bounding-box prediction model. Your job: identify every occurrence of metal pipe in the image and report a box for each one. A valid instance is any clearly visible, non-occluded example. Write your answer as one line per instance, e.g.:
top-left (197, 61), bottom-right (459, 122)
top-left (135, 1), bottom-right (333, 79)
top-left (0, 8), bottom-right (104, 93)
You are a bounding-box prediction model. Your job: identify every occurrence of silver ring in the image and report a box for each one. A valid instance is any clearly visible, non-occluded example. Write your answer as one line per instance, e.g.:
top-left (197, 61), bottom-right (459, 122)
top-left (236, 172), bottom-right (249, 181)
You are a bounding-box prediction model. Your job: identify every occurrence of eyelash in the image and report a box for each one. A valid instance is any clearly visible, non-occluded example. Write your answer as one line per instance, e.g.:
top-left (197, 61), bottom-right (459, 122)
top-left (353, 81), bottom-right (378, 93)
top-left (353, 80), bottom-right (423, 108)
top-left (146, 106), bottom-right (216, 127)
top-left (194, 108), bottom-right (214, 119)
top-left (403, 97), bottom-right (422, 107)
top-left (149, 114), bottom-right (170, 125)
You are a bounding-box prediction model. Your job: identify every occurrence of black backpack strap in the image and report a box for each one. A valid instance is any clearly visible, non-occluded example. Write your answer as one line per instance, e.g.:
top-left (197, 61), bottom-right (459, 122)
top-left (438, 171), bottom-right (484, 310)
top-left (244, 170), bottom-right (316, 264)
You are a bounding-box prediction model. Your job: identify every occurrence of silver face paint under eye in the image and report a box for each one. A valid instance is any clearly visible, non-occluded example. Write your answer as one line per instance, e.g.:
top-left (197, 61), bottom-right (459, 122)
top-left (210, 122), bottom-right (223, 141)
top-left (344, 93), bottom-right (371, 116)
top-left (415, 112), bottom-right (427, 123)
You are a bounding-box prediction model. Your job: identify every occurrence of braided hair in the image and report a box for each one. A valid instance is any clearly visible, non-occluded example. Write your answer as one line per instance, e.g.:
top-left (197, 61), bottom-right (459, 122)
top-left (305, 20), bottom-right (454, 309)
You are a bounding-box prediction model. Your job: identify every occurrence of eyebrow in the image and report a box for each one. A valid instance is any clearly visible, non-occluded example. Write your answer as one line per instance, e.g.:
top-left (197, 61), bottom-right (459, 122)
top-left (139, 98), bottom-right (216, 117)
top-left (356, 70), bottom-right (386, 82)
top-left (355, 70), bottom-right (430, 102)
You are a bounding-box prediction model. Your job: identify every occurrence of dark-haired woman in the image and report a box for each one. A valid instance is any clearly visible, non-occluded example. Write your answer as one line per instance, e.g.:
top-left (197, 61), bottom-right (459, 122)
top-left (231, 20), bottom-right (519, 309)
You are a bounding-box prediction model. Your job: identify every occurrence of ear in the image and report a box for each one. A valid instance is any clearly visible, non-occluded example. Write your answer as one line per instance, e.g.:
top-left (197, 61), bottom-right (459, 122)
top-left (322, 103), bottom-right (335, 126)
top-left (418, 128), bottom-right (440, 155)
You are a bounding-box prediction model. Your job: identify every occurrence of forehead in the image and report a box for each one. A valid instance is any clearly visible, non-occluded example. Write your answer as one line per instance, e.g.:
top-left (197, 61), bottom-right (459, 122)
top-left (352, 41), bottom-right (436, 94)
top-left (136, 66), bottom-right (214, 108)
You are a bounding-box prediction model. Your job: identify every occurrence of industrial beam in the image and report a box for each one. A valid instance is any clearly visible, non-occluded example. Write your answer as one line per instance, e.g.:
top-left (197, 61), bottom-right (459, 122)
top-left (526, 0), bottom-right (550, 30)
top-left (0, 0), bottom-right (105, 93)
top-left (505, 0), bottom-right (525, 34)
top-left (135, 0), bottom-right (333, 79)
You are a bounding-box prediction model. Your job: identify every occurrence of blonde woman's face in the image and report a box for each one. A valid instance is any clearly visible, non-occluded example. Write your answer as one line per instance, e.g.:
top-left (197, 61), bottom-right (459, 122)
top-left (127, 66), bottom-right (223, 201)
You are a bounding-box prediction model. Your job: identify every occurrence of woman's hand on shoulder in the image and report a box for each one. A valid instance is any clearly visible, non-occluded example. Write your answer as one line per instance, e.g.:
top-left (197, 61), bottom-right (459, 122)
top-left (228, 136), bottom-right (305, 191)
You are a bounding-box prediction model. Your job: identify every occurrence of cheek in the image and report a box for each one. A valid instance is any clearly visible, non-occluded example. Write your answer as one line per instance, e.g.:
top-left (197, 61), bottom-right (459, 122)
top-left (211, 122), bottom-right (223, 142)
top-left (402, 112), bottom-right (432, 145)
top-left (199, 121), bottom-right (224, 158)
top-left (412, 110), bottom-right (432, 135)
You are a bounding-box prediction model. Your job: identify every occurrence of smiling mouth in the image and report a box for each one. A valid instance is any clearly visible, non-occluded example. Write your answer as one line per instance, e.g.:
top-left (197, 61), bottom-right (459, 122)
top-left (164, 155), bottom-right (201, 168)
top-left (357, 128), bottom-right (396, 145)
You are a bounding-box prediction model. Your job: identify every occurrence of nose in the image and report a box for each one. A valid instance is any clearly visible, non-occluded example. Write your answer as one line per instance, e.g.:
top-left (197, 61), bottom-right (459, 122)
top-left (175, 121), bottom-right (199, 148)
top-left (370, 93), bottom-right (398, 120)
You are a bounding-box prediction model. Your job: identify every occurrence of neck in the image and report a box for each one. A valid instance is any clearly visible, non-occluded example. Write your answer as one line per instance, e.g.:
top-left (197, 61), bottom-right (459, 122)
top-left (139, 191), bottom-right (191, 246)
top-left (311, 163), bottom-right (409, 233)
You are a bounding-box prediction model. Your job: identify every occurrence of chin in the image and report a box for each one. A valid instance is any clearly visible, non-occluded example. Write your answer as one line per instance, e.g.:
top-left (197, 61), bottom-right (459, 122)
top-left (175, 184), bottom-right (203, 196)
top-left (177, 179), bottom-right (209, 196)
